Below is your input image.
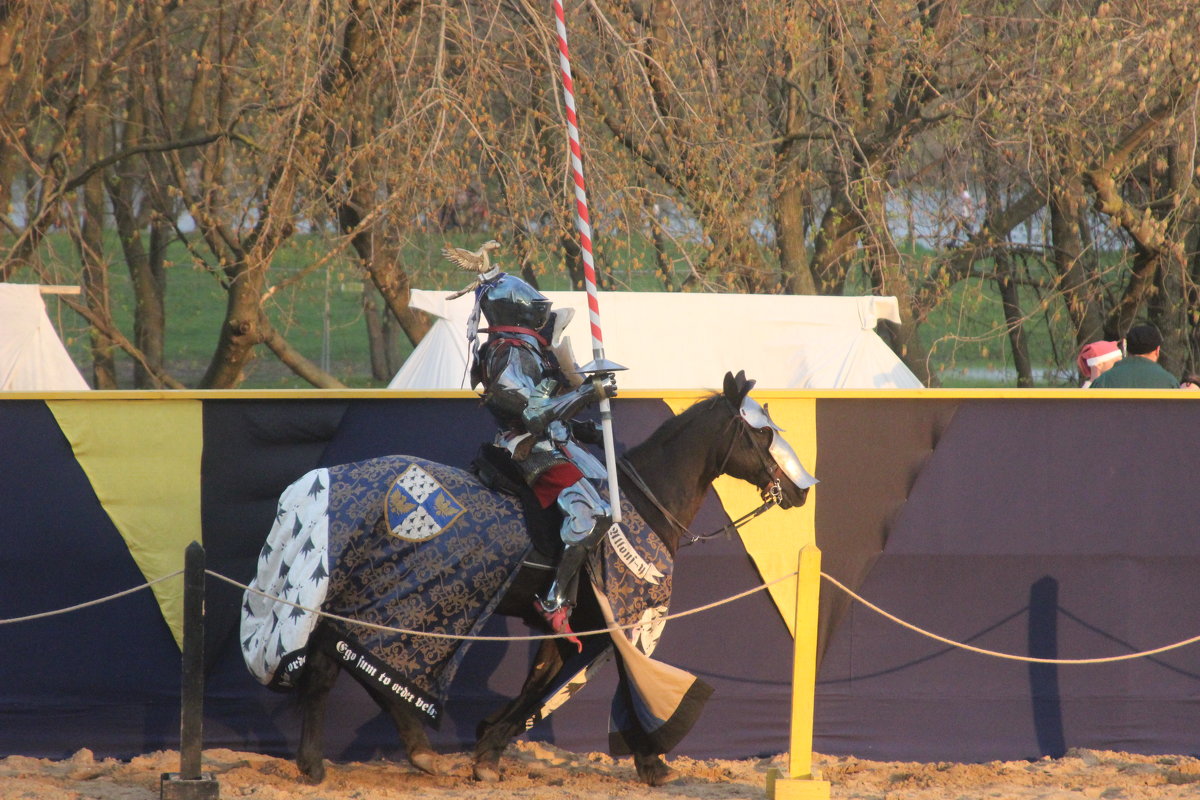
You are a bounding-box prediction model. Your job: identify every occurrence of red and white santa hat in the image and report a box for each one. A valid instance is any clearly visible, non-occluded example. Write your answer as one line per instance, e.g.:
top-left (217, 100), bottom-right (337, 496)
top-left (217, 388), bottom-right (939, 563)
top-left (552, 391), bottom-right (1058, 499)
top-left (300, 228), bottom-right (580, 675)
top-left (1076, 340), bottom-right (1121, 379)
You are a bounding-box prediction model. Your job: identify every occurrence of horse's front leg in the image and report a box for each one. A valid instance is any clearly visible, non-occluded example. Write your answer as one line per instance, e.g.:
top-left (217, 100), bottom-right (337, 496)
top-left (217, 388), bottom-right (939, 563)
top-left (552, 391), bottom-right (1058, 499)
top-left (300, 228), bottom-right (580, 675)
top-left (633, 752), bottom-right (678, 786)
top-left (364, 684), bottom-right (440, 775)
top-left (472, 637), bottom-right (567, 781)
top-left (296, 643), bottom-right (340, 784)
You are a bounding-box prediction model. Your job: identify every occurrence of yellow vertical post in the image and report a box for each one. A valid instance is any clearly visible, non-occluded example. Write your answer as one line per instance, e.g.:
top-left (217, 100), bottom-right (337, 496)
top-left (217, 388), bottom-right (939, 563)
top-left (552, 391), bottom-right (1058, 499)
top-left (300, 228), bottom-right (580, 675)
top-left (765, 544), bottom-right (831, 800)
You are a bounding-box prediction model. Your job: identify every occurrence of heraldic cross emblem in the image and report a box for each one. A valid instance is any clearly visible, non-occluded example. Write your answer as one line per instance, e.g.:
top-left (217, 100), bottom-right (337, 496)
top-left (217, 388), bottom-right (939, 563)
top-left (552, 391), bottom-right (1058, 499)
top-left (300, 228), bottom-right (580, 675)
top-left (385, 464), bottom-right (466, 541)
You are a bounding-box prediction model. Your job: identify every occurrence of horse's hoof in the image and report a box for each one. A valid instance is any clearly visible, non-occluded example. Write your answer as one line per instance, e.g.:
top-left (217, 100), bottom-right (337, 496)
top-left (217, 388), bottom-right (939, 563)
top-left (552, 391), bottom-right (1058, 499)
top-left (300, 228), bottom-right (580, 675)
top-left (645, 768), bottom-right (679, 787)
top-left (297, 758), bottom-right (325, 785)
top-left (635, 759), bottom-right (678, 787)
top-left (472, 763), bottom-right (501, 782)
top-left (410, 750), bottom-right (441, 776)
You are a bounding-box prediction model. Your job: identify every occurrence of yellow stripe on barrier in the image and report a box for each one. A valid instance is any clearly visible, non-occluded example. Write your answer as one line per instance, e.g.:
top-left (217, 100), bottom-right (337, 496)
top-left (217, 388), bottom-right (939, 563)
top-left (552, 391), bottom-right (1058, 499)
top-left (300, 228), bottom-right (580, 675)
top-left (765, 544), bottom-right (830, 800)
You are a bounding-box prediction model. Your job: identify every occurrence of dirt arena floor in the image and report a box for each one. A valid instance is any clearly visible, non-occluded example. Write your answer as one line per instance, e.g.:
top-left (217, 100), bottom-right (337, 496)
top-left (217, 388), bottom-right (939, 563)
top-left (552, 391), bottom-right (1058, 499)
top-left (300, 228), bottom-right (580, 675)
top-left (4, 742), bottom-right (1200, 800)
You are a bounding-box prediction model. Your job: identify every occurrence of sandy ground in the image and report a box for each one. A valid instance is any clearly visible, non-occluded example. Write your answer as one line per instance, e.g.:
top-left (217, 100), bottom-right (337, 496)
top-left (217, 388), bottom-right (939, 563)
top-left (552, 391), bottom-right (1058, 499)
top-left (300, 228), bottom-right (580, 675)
top-left (4, 743), bottom-right (1200, 800)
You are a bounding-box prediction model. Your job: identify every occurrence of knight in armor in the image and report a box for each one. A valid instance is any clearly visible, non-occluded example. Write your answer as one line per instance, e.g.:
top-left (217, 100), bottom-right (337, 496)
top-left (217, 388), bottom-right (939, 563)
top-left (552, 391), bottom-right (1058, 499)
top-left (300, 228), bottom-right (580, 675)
top-left (466, 272), bottom-right (617, 644)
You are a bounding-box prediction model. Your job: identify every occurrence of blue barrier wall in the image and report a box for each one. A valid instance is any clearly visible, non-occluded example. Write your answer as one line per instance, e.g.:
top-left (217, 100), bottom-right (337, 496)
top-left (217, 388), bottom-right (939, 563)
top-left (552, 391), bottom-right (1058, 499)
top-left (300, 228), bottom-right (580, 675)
top-left (4, 391), bottom-right (1199, 763)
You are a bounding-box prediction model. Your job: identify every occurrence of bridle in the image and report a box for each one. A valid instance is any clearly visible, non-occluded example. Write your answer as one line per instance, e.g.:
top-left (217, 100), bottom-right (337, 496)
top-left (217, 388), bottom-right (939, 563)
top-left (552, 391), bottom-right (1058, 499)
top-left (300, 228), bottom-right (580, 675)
top-left (617, 456), bottom-right (778, 548)
top-left (617, 397), bottom-right (788, 548)
top-left (717, 401), bottom-right (790, 508)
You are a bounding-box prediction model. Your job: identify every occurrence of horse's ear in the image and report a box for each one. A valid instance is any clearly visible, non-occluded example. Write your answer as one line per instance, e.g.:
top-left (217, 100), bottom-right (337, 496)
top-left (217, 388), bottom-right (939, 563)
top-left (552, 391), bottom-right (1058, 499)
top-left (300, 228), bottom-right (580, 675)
top-left (723, 371), bottom-right (755, 404)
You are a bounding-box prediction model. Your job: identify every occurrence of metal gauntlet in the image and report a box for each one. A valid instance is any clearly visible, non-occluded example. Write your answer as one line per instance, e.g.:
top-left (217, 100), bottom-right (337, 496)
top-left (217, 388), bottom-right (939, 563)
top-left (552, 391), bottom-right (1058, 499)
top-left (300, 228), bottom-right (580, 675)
top-left (522, 378), bottom-right (599, 436)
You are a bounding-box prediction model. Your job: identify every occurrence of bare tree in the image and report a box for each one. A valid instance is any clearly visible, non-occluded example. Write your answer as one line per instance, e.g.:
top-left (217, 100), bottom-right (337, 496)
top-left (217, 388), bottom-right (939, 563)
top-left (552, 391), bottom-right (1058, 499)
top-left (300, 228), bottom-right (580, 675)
top-left (6, 0), bottom-right (1200, 390)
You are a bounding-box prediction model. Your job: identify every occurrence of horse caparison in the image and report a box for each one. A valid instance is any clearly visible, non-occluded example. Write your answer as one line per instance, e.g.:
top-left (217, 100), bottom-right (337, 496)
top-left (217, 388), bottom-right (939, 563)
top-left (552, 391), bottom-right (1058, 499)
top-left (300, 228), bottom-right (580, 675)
top-left (293, 371), bottom-right (811, 787)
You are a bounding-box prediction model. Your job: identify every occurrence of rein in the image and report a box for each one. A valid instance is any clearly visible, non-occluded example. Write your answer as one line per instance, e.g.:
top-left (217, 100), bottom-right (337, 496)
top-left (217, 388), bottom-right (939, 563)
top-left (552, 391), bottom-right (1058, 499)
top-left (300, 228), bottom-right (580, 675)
top-left (617, 448), bottom-right (777, 550)
top-left (614, 392), bottom-right (791, 549)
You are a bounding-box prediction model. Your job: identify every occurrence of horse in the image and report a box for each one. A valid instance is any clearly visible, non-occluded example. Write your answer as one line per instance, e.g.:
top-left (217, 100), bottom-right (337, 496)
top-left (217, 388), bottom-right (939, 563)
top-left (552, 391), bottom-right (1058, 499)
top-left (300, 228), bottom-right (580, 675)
top-left (240, 371), bottom-right (813, 786)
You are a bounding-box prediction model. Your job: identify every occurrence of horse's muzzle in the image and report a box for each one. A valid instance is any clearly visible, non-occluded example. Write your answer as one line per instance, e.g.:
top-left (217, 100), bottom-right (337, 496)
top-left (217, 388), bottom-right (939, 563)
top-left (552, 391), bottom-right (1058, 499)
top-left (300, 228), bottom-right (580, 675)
top-left (761, 476), bottom-right (810, 510)
top-left (778, 484), bottom-right (810, 510)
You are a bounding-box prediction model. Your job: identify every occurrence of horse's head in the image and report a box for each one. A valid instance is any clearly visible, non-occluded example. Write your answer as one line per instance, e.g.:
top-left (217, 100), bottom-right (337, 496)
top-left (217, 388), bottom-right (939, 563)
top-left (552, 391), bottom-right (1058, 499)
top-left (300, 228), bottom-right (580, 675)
top-left (719, 371), bottom-right (817, 509)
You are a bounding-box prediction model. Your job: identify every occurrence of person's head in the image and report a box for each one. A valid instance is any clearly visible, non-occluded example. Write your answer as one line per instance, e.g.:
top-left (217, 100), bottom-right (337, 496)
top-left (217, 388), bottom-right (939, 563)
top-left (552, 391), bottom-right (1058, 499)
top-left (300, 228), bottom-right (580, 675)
top-left (1077, 340), bottom-right (1121, 382)
top-left (1181, 374), bottom-right (1200, 390)
top-left (1124, 324), bottom-right (1164, 361)
top-left (479, 273), bottom-right (552, 331)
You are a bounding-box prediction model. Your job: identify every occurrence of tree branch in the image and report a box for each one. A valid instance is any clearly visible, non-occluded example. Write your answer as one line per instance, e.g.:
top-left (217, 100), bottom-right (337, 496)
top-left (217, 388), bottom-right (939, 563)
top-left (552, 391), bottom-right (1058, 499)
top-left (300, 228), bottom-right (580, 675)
top-left (258, 313), bottom-right (348, 389)
top-left (56, 294), bottom-right (187, 389)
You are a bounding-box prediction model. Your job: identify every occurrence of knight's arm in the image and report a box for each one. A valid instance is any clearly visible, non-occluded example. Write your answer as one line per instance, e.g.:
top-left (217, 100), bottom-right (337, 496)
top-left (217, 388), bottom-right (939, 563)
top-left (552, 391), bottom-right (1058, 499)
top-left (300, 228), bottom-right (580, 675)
top-left (483, 346), bottom-right (543, 421)
top-left (522, 375), bottom-right (616, 436)
top-left (484, 346), bottom-right (615, 436)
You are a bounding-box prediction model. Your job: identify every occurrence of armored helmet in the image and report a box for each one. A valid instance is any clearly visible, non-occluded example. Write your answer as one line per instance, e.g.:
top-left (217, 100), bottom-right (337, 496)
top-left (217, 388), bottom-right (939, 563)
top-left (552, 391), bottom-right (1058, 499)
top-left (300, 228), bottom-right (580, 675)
top-left (479, 273), bottom-right (552, 330)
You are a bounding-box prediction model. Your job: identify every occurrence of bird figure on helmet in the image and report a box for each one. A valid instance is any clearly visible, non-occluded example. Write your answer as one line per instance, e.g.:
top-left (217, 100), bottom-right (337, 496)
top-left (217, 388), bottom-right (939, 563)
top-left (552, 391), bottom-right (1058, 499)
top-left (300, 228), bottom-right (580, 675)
top-left (448, 244), bottom-right (617, 647)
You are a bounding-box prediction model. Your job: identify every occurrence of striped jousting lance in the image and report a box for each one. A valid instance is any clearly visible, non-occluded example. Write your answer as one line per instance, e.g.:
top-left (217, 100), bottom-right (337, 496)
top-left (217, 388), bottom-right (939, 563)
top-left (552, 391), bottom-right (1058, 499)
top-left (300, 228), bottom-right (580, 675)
top-left (552, 0), bottom-right (625, 523)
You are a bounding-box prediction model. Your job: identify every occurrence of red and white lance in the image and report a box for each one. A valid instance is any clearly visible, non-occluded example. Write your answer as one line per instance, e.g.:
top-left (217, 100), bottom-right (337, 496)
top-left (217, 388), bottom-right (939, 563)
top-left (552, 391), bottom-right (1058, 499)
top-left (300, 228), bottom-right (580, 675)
top-left (552, 0), bottom-right (625, 522)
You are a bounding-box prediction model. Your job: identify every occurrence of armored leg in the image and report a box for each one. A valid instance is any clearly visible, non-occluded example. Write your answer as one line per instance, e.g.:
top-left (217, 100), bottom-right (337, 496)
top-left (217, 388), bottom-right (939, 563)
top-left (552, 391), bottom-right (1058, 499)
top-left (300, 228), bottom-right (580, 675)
top-left (535, 479), bottom-right (610, 649)
top-left (539, 542), bottom-right (591, 612)
top-left (538, 479), bottom-right (610, 613)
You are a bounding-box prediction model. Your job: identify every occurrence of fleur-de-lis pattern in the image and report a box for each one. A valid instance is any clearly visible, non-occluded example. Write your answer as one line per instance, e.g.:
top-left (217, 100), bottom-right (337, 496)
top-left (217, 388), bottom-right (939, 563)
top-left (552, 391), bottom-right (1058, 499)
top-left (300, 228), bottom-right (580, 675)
top-left (384, 464), bottom-right (466, 542)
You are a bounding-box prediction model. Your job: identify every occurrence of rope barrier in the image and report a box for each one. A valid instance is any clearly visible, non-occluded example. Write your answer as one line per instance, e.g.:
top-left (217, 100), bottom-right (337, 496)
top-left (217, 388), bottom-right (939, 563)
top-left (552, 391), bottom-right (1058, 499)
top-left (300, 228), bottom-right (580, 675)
top-left (9, 564), bottom-right (1200, 666)
top-left (0, 570), bottom-right (183, 625)
top-left (206, 568), bottom-right (797, 643)
top-left (819, 571), bottom-right (1200, 664)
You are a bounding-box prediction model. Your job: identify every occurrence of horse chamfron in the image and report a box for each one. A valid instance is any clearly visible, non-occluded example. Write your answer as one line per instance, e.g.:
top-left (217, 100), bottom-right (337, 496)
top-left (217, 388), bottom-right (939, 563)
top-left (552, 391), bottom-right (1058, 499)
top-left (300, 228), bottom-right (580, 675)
top-left (239, 371), bottom-right (814, 786)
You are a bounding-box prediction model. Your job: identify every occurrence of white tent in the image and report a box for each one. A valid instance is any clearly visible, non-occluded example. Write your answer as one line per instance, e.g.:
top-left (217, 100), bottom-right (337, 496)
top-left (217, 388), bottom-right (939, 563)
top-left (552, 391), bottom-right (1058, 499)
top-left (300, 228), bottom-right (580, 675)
top-left (389, 289), bottom-right (922, 390)
top-left (0, 284), bottom-right (90, 391)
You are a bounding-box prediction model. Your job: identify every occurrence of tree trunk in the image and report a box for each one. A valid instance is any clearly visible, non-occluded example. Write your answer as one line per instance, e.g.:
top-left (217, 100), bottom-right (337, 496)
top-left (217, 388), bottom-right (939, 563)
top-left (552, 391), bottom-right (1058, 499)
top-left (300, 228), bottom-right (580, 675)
top-left (382, 304), bottom-right (400, 378)
top-left (79, 8), bottom-right (116, 389)
top-left (1048, 179), bottom-right (1105, 345)
top-left (560, 225), bottom-right (584, 290)
top-left (996, 249), bottom-right (1033, 387)
top-left (982, 174), bottom-right (1033, 387)
top-left (111, 199), bottom-right (168, 388)
top-left (0, 0), bottom-right (28, 217)
top-left (80, 177), bottom-right (117, 389)
top-left (338, 203), bottom-right (431, 347)
top-left (647, 199), bottom-right (676, 291)
top-left (1086, 103), bottom-right (1183, 344)
top-left (775, 176), bottom-right (817, 295)
top-left (320, 0), bottom-right (428, 352)
top-left (810, 187), bottom-right (858, 295)
top-left (363, 282), bottom-right (391, 382)
top-left (201, 263), bottom-right (265, 388)
top-left (1148, 142), bottom-right (1192, 376)
top-left (114, 74), bottom-right (169, 388)
top-left (109, 79), bottom-right (168, 389)
top-left (1188, 234), bottom-right (1200, 375)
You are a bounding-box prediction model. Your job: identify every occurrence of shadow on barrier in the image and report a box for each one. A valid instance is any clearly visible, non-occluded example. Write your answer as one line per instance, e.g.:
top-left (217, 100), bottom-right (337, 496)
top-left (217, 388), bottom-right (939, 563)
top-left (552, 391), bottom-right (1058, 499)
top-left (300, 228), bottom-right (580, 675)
top-left (1029, 576), bottom-right (1065, 758)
